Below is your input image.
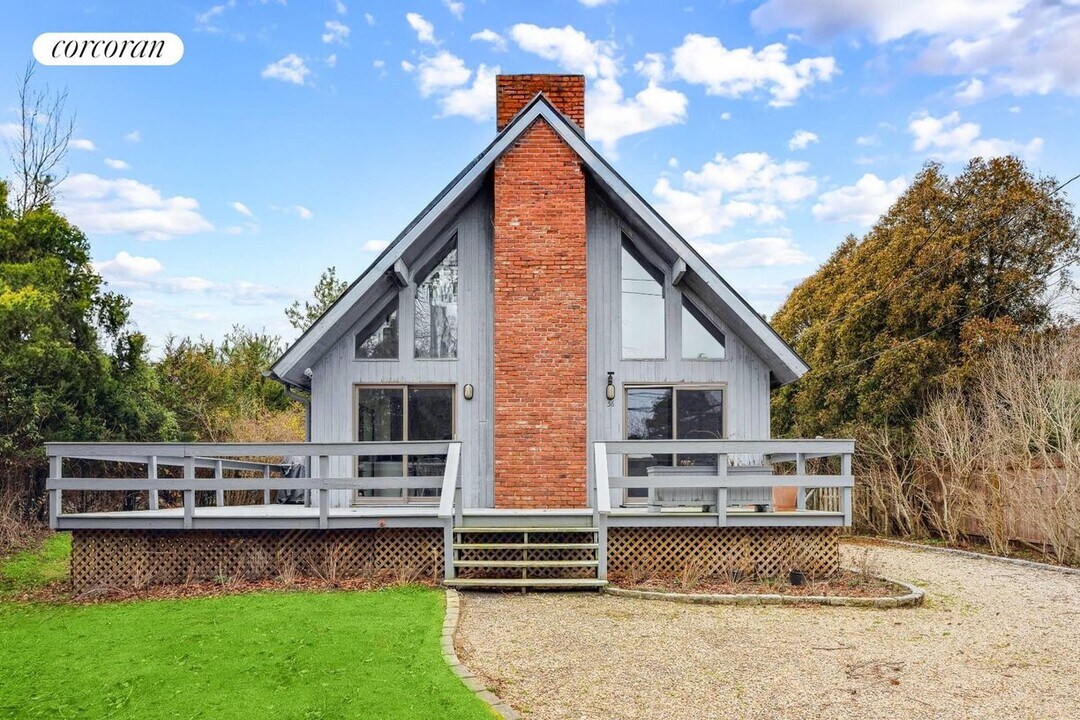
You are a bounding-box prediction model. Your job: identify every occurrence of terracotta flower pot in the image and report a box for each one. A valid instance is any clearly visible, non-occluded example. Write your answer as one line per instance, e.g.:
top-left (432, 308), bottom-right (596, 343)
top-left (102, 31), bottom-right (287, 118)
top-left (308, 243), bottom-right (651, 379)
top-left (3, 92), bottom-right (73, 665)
top-left (772, 485), bottom-right (798, 512)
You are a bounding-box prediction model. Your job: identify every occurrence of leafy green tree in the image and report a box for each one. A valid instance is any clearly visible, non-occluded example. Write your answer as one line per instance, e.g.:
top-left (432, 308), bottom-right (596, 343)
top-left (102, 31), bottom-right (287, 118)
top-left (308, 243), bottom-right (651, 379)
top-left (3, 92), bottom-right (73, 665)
top-left (285, 266), bottom-right (347, 331)
top-left (155, 327), bottom-right (298, 442)
top-left (0, 181), bottom-right (177, 517)
top-left (772, 157), bottom-right (1080, 438)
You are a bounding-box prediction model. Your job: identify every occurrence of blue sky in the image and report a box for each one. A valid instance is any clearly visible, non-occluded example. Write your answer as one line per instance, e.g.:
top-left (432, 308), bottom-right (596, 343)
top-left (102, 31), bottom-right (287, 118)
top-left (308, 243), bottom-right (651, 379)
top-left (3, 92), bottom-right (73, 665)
top-left (2, 0), bottom-right (1077, 351)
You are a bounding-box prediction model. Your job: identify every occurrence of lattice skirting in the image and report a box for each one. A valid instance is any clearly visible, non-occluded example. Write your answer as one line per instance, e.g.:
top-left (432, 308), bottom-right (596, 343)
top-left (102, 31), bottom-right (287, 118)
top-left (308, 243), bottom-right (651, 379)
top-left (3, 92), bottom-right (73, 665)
top-left (607, 527), bottom-right (840, 579)
top-left (70, 529), bottom-right (443, 592)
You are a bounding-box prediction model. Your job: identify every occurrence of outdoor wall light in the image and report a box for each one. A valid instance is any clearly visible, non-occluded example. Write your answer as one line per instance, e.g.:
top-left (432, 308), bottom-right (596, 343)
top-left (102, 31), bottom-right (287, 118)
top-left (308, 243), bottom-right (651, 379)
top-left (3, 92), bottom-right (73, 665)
top-left (606, 372), bottom-right (616, 406)
top-left (463, 383), bottom-right (474, 401)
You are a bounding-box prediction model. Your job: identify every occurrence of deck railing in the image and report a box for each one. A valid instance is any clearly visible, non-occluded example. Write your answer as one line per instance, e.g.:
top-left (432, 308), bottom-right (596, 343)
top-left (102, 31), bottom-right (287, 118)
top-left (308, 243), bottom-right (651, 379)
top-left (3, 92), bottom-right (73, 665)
top-left (44, 441), bottom-right (463, 534)
top-left (592, 438), bottom-right (855, 525)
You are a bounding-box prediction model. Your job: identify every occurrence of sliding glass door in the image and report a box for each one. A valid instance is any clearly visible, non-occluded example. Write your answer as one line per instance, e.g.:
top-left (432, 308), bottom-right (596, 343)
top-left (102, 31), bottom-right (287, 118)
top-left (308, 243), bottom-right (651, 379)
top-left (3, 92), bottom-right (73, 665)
top-left (355, 385), bottom-right (454, 503)
top-left (624, 385), bottom-right (725, 503)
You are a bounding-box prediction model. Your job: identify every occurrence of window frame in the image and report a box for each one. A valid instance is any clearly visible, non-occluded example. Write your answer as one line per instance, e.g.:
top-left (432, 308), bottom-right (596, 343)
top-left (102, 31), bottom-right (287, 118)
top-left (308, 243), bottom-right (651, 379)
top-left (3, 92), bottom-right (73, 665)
top-left (352, 383), bottom-right (456, 504)
top-left (413, 237), bottom-right (460, 362)
top-left (621, 382), bottom-right (727, 505)
top-left (619, 234), bottom-right (669, 361)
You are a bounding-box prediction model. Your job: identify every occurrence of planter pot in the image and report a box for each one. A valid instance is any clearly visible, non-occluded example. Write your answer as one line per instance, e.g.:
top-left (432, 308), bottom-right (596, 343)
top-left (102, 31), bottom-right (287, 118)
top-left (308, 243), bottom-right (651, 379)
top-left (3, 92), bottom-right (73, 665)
top-left (772, 485), bottom-right (798, 512)
top-left (788, 570), bottom-right (807, 586)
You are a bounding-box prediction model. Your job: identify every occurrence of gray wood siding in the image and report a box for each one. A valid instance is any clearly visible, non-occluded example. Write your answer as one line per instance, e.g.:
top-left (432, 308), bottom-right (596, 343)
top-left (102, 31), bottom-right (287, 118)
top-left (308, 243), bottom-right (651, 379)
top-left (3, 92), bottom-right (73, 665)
top-left (310, 188), bottom-right (495, 508)
top-left (586, 191), bottom-right (773, 504)
top-left (307, 183), bottom-right (773, 510)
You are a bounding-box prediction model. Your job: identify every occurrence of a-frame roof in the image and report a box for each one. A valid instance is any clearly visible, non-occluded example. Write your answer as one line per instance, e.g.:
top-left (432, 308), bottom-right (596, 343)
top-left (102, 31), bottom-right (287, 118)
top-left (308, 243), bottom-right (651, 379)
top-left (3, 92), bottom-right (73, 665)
top-left (270, 93), bottom-right (809, 389)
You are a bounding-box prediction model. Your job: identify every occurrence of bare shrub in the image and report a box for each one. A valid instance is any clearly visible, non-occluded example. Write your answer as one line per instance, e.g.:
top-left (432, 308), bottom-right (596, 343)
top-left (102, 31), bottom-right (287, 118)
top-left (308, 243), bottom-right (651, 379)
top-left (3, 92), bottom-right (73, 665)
top-left (676, 556), bottom-right (708, 592)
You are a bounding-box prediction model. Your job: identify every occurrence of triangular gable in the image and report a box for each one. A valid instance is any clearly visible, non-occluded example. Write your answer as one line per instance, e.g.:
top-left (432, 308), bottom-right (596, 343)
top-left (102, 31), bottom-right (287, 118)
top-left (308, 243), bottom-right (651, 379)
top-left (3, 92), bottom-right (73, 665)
top-left (270, 94), bottom-right (808, 388)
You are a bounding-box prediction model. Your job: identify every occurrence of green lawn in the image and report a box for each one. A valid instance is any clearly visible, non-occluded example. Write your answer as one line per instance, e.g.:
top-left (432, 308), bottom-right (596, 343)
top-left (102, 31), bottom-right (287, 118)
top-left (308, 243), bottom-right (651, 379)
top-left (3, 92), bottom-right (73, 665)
top-left (1, 533), bottom-right (71, 593)
top-left (0, 537), bottom-right (494, 720)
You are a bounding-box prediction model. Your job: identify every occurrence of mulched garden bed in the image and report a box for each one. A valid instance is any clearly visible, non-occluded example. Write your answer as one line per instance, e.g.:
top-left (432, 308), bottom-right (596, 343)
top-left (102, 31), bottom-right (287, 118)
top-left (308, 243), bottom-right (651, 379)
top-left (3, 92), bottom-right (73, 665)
top-left (609, 569), bottom-right (900, 598)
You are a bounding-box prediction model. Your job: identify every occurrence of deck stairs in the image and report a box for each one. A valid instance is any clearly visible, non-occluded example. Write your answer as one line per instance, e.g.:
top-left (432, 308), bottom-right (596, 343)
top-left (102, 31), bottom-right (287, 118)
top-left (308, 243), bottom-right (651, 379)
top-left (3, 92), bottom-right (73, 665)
top-left (443, 517), bottom-right (606, 590)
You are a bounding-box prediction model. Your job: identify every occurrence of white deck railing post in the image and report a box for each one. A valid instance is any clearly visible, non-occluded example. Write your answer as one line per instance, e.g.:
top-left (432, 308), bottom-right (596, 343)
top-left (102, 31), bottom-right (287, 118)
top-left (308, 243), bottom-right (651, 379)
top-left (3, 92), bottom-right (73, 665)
top-left (716, 453), bottom-right (728, 527)
top-left (148, 456), bottom-right (159, 510)
top-left (48, 454), bottom-right (62, 529)
top-left (214, 459), bottom-right (224, 507)
top-left (796, 452), bottom-right (807, 511)
top-left (593, 443), bottom-right (611, 580)
top-left (317, 455), bottom-right (330, 530)
top-left (436, 442), bottom-right (462, 580)
top-left (841, 452), bottom-right (853, 526)
top-left (263, 465), bottom-right (271, 505)
top-left (182, 457), bottom-right (195, 530)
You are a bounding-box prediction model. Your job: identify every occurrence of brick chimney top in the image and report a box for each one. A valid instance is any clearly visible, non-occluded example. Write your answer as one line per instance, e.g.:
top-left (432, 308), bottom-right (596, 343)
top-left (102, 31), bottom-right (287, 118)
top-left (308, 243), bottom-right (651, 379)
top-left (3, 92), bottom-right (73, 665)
top-left (496, 74), bottom-right (585, 131)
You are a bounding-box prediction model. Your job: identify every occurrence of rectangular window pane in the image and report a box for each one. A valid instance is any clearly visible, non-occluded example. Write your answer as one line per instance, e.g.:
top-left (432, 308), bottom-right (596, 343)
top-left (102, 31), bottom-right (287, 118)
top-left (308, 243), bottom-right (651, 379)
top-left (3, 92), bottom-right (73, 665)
top-left (415, 245), bottom-right (458, 359)
top-left (626, 387), bottom-right (673, 500)
top-left (621, 241), bottom-right (665, 359)
top-left (407, 387), bottom-right (453, 496)
top-left (357, 388), bottom-right (404, 498)
top-left (675, 388), bottom-right (724, 467)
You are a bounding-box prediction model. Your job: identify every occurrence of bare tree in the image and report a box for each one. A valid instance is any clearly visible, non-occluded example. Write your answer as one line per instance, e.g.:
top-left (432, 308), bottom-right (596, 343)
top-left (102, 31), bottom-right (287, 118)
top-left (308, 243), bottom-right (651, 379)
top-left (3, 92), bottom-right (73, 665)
top-left (6, 61), bottom-right (74, 216)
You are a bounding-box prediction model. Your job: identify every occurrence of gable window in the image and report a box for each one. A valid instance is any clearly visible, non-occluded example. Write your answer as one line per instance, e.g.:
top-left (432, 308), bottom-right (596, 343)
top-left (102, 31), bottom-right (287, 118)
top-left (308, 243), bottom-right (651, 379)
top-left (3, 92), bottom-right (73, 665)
top-left (354, 297), bottom-right (399, 359)
top-left (621, 237), bottom-right (665, 359)
top-left (355, 384), bottom-right (454, 503)
top-left (414, 242), bottom-right (458, 359)
top-left (624, 385), bottom-right (725, 502)
top-left (682, 297), bottom-right (726, 360)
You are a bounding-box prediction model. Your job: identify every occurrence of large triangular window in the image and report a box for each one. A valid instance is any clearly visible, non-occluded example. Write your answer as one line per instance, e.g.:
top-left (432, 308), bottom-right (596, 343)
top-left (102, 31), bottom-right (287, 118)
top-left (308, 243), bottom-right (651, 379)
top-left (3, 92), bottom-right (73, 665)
top-left (414, 241), bottom-right (458, 359)
top-left (355, 296), bottom-right (399, 359)
top-left (682, 297), bottom-right (726, 360)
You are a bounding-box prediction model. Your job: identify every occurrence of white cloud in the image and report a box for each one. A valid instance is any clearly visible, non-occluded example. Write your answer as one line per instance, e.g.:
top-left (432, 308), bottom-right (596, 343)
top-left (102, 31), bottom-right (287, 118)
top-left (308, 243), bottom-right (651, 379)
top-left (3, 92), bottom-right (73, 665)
top-left (94, 251), bottom-right (164, 280)
top-left (0, 122), bottom-right (20, 141)
top-left (325, 53), bottom-right (337, 68)
top-left (720, 112), bottom-right (731, 120)
top-left (668, 157), bottom-right (679, 168)
top-left (261, 54), bottom-right (311, 85)
top-left (954, 77), bottom-right (985, 102)
top-left (471, 28), bottom-right (507, 52)
top-left (322, 19), bottom-right (350, 44)
top-left (753, 1), bottom-right (1080, 98)
top-left (104, 158), bottom-right (131, 170)
top-left (406, 50), bottom-right (472, 97)
top-left (406, 12), bottom-right (437, 44)
top-left (855, 134), bottom-right (880, 146)
top-left (812, 173), bottom-right (907, 225)
top-left (578, 0), bottom-right (615, 5)
top-left (442, 0), bottom-right (464, 20)
top-left (335, 0), bottom-right (347, 15)
top-left (440, 64), bottom-right (499, 121)
top-left (653, 152), bottom-right (817, 238)
top-left (70, 138), bottom-right (96, 151)
top-left (510, 24), bottom-right (617, 77)
top-left (509, 24), bottom-right (688, 153)
top-left (670, 33), bottom-right (837, 107)
top-left (196, 0), bottom-right (236, 33)
top-left (362, 239), bottom-right (390, 252)
top-left (231, 201), bottom-right (254, 218)
top-left (290, 205), bottom-right (313, 220)
top-left (364, 12), bottom-right (375, 25)
top-left (60, 173), bottom-right (214, 240)
top-left (787, 129), bottom-right (819, 150)
top-left (692, 236), bottom-right (812, 268)
top-left (909, 110), bottom-right (1042, 161)
top-left (124, 130), bottom-right (141, 143)
top-left (751, 0), bottom-right (1024, 42)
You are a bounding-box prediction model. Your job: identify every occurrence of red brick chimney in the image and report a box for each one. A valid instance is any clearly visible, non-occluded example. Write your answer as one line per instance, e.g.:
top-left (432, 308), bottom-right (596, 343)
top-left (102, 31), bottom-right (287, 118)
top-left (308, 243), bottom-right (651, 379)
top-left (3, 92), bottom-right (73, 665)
top-left (492, 74), bottom-right (588, 509)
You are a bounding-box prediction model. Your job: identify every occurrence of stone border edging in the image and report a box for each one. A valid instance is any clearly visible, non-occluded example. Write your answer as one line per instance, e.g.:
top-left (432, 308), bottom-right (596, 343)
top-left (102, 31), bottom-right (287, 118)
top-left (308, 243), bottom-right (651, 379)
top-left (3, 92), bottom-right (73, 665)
top-left (602, 578), bottom-right (924, 608)
top-left (857, 536), bottom-right (1080, 577)
top-left (442, 589), bottom-right (520, 720)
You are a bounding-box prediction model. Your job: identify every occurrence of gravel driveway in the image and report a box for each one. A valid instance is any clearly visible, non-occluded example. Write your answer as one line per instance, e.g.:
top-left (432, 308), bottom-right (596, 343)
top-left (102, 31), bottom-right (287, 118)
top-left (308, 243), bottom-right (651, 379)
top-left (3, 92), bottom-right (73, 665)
top-left (455, 540), bottom-right (1080, 720)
